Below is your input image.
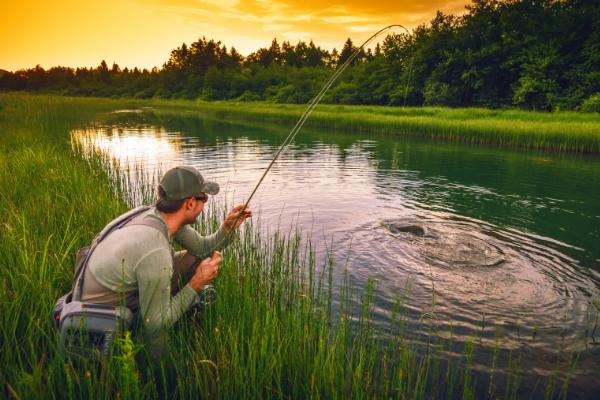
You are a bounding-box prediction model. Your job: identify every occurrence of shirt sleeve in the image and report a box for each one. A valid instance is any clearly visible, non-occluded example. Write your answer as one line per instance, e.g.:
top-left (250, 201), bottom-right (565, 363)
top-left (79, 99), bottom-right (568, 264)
top-left (173, 224), bottom-right (231, 259)
top-left (134, 247), bottom-right (198, 332)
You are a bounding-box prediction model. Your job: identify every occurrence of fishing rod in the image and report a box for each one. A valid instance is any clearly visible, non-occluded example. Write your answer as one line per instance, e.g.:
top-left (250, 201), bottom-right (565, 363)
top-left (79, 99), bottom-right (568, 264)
top-left (217, 24), bottom-right (411, 245)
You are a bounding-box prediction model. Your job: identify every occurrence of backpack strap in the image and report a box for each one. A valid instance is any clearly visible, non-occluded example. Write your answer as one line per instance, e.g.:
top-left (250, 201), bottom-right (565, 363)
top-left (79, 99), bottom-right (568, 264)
top-left (123, 217), bottom-right (169, 241)
top-left (73, 207), bottom-right (168, 301)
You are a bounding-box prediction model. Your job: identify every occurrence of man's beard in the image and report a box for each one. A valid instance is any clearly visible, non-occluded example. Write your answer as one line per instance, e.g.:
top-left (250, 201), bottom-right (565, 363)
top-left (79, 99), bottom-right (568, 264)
top-left (184, 214), bottom-right (199, 225)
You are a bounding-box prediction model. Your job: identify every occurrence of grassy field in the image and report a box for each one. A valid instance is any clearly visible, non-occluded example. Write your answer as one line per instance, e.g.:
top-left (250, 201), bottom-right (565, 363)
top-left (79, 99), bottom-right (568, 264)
top-left (142, 99), bottom-right (600, 154)
top-left (5, 93), bottom-right (600, 153)
top-left (0, 93), bottom-right (579, 399)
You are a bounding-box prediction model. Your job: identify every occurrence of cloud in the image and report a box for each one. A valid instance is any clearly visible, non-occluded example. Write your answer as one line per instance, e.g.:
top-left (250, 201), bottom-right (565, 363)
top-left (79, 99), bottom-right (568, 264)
top-left (263, 24), bottom-right (294, 31)
top-left (271, 0), bottom-right (465, 16)
top-left (321, 15), bottom-right (378, 24)
top-left (2, 0), bottom-right (470, 70)
top-left (143, 0), bottom-right (469, 54)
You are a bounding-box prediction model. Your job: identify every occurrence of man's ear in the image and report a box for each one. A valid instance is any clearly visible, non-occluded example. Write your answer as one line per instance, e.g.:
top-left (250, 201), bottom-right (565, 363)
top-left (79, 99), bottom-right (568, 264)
top-left (183, 197), bottom-right (194, 211)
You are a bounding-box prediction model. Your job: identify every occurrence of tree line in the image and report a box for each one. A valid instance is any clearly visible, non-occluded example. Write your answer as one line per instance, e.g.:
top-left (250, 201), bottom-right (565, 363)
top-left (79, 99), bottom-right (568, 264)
top-left (1, 0), bottom-right (599, 111)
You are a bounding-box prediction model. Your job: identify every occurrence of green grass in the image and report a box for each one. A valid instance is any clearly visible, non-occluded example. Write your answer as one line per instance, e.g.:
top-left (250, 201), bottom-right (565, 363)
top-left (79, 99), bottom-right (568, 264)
top-left (144, 99), bottom-right (600, 154)
top-left (5, 93), bottom-right (600, 153)
top-left (0, 93), bottom-right (581, 399)
top-left (180, 103), bottom-right (600, 154)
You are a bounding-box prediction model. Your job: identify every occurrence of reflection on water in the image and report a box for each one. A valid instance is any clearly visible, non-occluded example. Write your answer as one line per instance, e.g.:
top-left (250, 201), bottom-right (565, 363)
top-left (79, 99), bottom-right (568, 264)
top-left (72, 125), bottom-right (182, 169)
top-left (72, 112), bottom-right (600, 399)
top-left (72, 125), bottom-right (186, 204)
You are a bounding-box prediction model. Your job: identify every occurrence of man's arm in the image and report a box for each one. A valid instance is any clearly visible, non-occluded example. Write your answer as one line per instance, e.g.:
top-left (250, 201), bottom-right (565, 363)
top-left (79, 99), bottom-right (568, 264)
top-left (135, 248), bottom-right (198, 332)
top-left (174, 224), bottom-right (231, 259)
top-left (174, 205), bottom-right (252, 258)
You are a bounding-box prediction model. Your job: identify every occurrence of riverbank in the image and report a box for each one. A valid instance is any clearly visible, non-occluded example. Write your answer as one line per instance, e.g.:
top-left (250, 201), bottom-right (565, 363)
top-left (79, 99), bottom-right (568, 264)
top-left (4, 93), bottom-right (600, 153)
top-left (0, 93), bottom-right (578, 398)
top-left (155, 100), bottom-right (600, 154)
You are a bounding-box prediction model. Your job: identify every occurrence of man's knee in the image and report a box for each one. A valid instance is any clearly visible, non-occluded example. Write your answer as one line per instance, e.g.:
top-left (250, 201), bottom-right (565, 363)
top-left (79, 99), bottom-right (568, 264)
top-left (171, 251), bottom-right (201, 293)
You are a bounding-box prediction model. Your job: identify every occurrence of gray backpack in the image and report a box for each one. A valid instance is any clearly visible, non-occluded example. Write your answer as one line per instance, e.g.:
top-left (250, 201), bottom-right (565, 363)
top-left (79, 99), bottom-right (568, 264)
top-left (52, 205), bottom-right (168, 357)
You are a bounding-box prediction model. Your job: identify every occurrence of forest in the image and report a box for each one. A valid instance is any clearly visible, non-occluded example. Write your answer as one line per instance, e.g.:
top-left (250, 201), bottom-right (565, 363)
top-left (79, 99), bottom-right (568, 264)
top-left (1, 0), bottom-right (599, 111)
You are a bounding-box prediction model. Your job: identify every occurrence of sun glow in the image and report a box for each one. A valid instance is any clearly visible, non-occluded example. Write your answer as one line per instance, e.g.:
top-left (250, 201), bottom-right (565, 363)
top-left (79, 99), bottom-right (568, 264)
top-left (71, 124), bottom-right (183, 173)
top-left (0, 0), bottom-right (468, 71)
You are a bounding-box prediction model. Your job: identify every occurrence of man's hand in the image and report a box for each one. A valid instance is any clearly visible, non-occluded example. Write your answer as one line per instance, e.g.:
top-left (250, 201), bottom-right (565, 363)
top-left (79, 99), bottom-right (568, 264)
top-left (223, 205), bottom-right (253, 233)
top-left (189, 251), bottom-right (223, 292)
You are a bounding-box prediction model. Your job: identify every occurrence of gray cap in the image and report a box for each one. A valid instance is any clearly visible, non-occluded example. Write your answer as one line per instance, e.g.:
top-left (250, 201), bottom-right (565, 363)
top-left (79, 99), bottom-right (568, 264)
top-left (158, 166), bottom-right (219, 201)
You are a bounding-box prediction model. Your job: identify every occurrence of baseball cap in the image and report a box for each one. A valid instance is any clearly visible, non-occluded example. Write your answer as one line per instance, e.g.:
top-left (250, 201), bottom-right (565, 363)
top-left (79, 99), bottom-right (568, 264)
top-left (158, 166), bottom-right (219, 201)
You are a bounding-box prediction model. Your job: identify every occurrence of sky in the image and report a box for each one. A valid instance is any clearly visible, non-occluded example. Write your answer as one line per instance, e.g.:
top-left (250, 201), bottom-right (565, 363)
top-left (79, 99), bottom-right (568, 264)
top-left (0, 0), bottom-right (468, 72)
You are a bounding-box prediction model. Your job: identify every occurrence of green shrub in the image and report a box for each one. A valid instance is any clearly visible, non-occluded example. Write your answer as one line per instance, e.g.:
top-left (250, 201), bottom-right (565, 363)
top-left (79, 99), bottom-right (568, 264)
top-left (236, 90), bottom-right (262, 102)
top-left (579, 93), bottom-right (600, 113)
top-left (423, 81), bottom-right (462, 107)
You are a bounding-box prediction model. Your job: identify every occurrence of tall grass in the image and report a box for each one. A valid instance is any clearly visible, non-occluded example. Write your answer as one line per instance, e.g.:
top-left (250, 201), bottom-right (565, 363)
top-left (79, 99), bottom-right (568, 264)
top-left (0, 93), bottom-right (578, 399)
top-left (4, 93), bottom-right (600, 153)
top-left (144, 99), bottom-right (600, 154)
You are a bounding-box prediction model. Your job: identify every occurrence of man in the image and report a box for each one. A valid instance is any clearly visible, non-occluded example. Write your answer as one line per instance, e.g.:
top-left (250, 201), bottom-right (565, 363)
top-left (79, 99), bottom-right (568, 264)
top-left (79, 165), bottom-right (251, 337)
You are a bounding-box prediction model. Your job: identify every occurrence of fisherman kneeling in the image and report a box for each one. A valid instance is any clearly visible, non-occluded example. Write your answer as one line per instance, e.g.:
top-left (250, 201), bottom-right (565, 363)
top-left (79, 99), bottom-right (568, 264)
top-left (57, 166), bottom-right (251, 356)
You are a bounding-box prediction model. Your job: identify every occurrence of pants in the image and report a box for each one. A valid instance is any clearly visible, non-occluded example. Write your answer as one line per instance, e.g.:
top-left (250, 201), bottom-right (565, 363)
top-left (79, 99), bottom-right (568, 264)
top-left (170, 251), bottom-right (202, 295)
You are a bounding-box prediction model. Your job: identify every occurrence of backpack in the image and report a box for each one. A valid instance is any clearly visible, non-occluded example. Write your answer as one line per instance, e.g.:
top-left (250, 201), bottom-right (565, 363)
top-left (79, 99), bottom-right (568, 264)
top-left (52, 205), bottom-right (168, 357)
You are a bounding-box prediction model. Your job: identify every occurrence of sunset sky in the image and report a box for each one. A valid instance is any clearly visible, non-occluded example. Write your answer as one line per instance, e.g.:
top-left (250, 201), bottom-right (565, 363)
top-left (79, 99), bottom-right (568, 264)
top-left (1, 0), bottom-right (468, 72)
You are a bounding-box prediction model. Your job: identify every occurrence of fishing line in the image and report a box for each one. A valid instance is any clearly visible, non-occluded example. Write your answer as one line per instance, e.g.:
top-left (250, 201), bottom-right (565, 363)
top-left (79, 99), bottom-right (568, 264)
top-left (217, 24), bottom-right (411, 245)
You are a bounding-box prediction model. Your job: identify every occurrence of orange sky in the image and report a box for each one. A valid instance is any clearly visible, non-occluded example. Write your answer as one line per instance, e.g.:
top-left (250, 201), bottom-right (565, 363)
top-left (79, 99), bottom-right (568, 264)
top-left (1, 0), bottom-right (468, 72)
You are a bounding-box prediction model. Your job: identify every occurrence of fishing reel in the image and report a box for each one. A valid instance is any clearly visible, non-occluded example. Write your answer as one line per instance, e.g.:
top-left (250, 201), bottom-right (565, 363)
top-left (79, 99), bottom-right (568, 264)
top-left (198, 284), bottom-right (217, 307)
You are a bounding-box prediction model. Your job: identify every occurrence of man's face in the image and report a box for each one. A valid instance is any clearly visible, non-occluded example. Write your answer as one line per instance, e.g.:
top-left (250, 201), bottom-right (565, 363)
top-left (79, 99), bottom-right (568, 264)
top-left (183, 194), bottom-right (207, 225)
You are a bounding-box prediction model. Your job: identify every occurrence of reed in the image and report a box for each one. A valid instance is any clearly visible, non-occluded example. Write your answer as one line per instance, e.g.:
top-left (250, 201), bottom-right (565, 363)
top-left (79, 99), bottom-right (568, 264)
top-left (0, 93), bottom-right (576, 399)
top-left (4, 93), bottom-right (600, 153)
top-left (156, 100), bottom-right (600, 154)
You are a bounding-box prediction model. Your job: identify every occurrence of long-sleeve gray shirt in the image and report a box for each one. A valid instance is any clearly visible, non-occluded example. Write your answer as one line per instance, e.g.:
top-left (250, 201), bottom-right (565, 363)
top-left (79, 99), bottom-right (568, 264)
top-left (82, 207), bottom-right (229, 332)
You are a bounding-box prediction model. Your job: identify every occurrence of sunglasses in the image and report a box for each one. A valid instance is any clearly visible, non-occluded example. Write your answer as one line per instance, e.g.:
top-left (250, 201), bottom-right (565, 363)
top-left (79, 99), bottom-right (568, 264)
top-left (193, 193), bottom-right (209, 203)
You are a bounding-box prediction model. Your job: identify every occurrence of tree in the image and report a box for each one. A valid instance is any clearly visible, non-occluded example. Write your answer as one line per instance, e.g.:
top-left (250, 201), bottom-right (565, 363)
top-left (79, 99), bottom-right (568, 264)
top-left (95, 60), bottom-right (110, 84)
top-left (2, 0), bottom-right (597, 110)
top-left (512, 44), bottom-right (560, 110)
top-left (337, 38), bottom-right (365, 66)
top-left (305, 41), bottom-right (326, 67)
top-left (245, 38), bottom-right (282, 67)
